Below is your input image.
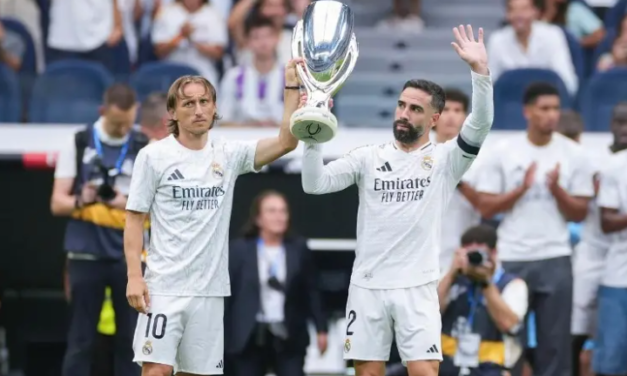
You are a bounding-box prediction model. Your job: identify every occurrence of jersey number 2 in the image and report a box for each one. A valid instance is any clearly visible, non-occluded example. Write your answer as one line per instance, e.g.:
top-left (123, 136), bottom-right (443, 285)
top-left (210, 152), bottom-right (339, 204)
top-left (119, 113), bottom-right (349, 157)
top-left (346, 310), bottom-right (357, 336)
top-left (145, 313), bottom-right (167, 339)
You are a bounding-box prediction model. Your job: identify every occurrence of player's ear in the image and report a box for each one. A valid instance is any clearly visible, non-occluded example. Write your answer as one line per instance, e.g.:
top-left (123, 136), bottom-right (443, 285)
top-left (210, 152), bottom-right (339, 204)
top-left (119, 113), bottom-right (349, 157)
top-left (431, 112), bottom-right (441, 127)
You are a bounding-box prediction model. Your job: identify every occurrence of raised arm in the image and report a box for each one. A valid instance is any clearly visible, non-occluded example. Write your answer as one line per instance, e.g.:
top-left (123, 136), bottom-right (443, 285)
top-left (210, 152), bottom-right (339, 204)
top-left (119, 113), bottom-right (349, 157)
top-left (301, 144), bottom-right (365, 195)
top-left (446, 25), bottom-right (494, 181)
top-left (252, 59), bottom-right (302, 170)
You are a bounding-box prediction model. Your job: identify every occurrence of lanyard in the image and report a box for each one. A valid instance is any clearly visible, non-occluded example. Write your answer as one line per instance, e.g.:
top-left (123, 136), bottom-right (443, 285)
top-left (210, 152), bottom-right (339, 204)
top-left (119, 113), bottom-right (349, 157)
top-left (235, 67), bottom-right (286, 101)
top-left (466, 268), bottom-right (504, 328)
top-left (257, 239), bottom-right (284, 278)
top-left (93, 126), bottom-right (131, 174)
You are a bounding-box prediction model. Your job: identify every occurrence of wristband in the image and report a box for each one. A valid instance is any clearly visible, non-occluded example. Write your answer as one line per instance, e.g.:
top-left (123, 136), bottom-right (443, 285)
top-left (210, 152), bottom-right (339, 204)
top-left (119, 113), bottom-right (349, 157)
top-left (284, 85), bottom-right (302, 90)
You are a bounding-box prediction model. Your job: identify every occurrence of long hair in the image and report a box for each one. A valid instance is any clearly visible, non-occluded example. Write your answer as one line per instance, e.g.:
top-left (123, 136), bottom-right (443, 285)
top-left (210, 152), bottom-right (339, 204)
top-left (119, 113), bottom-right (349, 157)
top-left (240, 190), bottom-right (292, 239)
top-left (166, 75), bottom-right (221, 136)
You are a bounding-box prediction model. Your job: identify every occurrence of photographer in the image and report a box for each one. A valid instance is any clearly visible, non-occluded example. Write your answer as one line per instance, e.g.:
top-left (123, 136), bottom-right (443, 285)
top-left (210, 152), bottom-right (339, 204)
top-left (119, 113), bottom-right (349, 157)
top-left (50, 83), bottom-right (147, 376)
top-left (438, 225), bottom-right (529, 376)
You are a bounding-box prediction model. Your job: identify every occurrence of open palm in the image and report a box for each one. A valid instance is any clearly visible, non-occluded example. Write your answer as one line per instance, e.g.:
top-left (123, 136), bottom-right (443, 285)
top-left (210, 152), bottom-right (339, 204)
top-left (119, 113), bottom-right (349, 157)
top-left (451, 25), bottom-right (488, 69)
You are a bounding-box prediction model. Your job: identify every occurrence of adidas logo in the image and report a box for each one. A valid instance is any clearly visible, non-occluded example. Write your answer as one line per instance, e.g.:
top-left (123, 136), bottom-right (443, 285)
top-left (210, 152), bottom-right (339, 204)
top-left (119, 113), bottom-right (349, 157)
top-left (376, 162), bottom-right (392, 172)
top-left (216, 360), bottom-right (223, 369)
top-left (167, 169), bottom-right (185, 181)
top-left (426, 344), bottom-right (439, 354)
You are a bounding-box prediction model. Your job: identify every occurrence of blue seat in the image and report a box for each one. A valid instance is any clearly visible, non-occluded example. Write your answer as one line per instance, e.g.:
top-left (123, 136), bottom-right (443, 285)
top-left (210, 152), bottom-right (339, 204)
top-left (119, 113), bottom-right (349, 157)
top-left (110, 39), bottom-right (132, 78)
top-left (493, 69), bottom-right (572, 130)
top-left (562, 28), bottom-right (586, 84)
top-left (137, 35), bottom-right (158, 67)
top-left (604, 0), bottom-right (627, 30)
top-left (0, 17), bottom-right (37, 75)
top-left (0, 64), bottom-right (22, 122)
top-left (580, 68), bottom-right (627, 131)
top-left (28, 60), bottom-right (114, 123)
top-left (130, 62), bottom-right (200, 101)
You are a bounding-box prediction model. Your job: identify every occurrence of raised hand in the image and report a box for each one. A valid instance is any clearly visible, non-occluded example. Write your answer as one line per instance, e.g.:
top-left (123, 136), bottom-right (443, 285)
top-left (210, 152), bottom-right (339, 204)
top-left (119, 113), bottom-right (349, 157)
top-left (451, 24), bottom-right (489, 75)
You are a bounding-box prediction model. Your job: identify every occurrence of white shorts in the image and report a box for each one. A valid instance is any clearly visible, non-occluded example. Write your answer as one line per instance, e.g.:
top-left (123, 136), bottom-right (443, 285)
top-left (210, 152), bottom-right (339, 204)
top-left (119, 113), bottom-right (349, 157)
top-left (132, 295), bottom-right (224, 375)
top-left (571, 242), bottom-right (605, 335)
top-left (342, 282), bottom-right (442, 363)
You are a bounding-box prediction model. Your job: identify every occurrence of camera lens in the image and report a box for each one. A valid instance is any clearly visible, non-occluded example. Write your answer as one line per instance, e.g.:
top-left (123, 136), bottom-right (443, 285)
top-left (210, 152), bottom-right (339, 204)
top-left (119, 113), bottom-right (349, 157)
top-left (467, 251), bottom-right (483, 266)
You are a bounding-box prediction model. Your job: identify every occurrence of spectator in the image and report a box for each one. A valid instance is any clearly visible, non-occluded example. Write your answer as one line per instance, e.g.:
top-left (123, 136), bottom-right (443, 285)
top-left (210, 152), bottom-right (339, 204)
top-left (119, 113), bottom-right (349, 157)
top-left (435, 89), bottom-right (482, 276)
top-left (47, 0), bottom-right (124, 72)
top-left (228, 0), bottom-right (292, 66)
top-left (475, 82), bottom-right (594, 376)
top-left (376, 0), bottom-right (424, 33)
top-left (285, 0), bottom-right (310, 28)
top-left (139, 92), bottom-right (169, 142)
top-left (487, 0), bottom-right (578, 95)
top-left (557, 109), bottom-right (584, 142)
top-left (0, 19), bottom-right (25, 71)
top-left (583, 0), bottom-right (618, 19)
top-left (593, 103), bottom-right (627, 376)
top-left (152, 0), bottom-right (227, 86)
top-left (117, 0), bottom-right (142, 65)
top-left (0, 0), bottom-right (44, 71)
top-left (438, 225), bottom-right (529, 376)
top-left (539, 0), bottom-right (605, 48)
top-left (226, 190), bottom-right (328, 376)
top-left (50, 83), bottom-right (148, 376)
top-left (219, 16), bottom-right (284, 127)
top-left (597, 15), bottom-right (627, 72)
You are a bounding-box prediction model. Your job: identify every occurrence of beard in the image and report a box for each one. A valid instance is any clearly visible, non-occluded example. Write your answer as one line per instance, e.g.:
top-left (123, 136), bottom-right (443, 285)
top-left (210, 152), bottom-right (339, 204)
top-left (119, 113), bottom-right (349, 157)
top-left (393, 119), bottom-right (425, 144)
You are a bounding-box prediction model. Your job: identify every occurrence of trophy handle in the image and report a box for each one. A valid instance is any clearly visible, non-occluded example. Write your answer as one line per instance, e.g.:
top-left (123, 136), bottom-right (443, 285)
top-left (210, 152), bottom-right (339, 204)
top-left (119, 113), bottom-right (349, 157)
top-left (327, 35), bottom-right (359, 97)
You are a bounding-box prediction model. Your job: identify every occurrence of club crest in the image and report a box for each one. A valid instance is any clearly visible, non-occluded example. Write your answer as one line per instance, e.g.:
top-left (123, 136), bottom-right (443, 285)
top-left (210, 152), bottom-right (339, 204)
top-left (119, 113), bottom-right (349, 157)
top-left (421, 155), bottom-right (434, 170)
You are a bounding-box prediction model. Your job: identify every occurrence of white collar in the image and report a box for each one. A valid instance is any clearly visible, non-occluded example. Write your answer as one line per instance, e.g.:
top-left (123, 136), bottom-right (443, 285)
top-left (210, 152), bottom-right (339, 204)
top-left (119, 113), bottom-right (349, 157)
top-left (94, 117), bottom-right (130, 146)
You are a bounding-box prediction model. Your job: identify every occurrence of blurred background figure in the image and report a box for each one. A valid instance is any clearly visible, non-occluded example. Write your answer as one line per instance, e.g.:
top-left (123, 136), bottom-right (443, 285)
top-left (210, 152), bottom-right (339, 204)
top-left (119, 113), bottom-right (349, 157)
top-left (376, 0), bottom-right (424, 33)
top-left (139, 91), bottom-right (169, 141)
top-left (0, 19), bottom-right (24, 71)
top-left (226, 190), bottom-right (328, 376)
top-left (538, 0), bottom-right (605, 48)
top-left (50, 84), bottom-right (147, 376)
top-left (219, 16), bottom-right (283, 128)
top-left (152, 0), bottom-right (227, 85)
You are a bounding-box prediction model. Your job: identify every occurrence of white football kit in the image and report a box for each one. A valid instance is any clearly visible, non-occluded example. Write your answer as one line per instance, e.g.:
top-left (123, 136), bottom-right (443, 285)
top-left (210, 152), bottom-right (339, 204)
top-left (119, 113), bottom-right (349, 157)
top-left (126, 135), bottom-right (258, 374)
top-left (571, 147), bottom-right (613, 335)
top-left (301, 71), bottom-right (494, 362)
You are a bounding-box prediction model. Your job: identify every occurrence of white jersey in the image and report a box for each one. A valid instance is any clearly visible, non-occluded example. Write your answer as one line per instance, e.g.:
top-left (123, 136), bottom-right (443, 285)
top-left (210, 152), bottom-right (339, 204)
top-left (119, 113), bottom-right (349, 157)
top-left (476, 133), bottom-right (594, 261)
top-left (301, 71), bottom-right (494, 289)
top-left (126, 135), bottom-right (258, 296)
top-left (597, 149), bottom-right (627, 288)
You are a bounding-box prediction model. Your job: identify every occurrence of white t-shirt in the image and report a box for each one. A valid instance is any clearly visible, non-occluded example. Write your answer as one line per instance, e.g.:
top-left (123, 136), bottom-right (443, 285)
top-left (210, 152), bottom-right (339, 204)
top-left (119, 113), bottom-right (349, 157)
top-left (301, 71), bottom-right (494, 289)
top-left (439, 163), bottom-right (482, 276)
top-left (257, 243), bottom-right (286, 323)
top-left (151, 3), bottom-right (228, 85)
top-left (48, 0), bottom-right (114, 51)
top-left (218, 64), bottom-right (284, 125)
top-left (126, 135), bottom-right (259, 296)
top-left (597, 149), bottom-right (627, 288)
top-left (476, 133), bottom-right (594, 262)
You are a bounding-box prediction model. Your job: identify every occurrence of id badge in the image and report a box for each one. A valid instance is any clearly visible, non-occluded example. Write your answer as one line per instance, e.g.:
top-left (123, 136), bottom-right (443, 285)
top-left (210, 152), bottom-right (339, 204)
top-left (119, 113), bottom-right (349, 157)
top-left (454, 333), bottom-right (481, 368)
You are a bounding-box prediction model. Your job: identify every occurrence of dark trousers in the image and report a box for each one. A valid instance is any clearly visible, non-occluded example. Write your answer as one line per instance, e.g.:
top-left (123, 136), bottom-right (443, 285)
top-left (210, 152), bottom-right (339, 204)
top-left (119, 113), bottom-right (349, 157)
top-left (503, 256), bottom-right (573, 376)
top-left (47, 44), bottom-right (114, 73)
top-left (228, 325), bottom-right (306, 376)
top-left (62, 259), bottom-right (138, 376)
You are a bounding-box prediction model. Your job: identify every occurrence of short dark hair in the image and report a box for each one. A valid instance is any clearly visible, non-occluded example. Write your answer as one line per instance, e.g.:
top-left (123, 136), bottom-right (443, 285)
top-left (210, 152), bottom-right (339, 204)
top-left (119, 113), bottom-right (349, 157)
top-left (461, 225), bottom-right (497, 249)
top-left (103, 83), bottom-right (137, 110)
top-left (141, 92), bottom-right (168, 128)
top-left (612, 102), bottom-right (627, 118)
top-left (245, 15), bottom-right (276, 36)
top-left (558, 110), bottom-right (584, 141)
top-left (523, 82), bottom-right (560, 105)
top-left (402, 79), bottom-right (446, 113)
top-left (444, 88), bottom-right (469, 113)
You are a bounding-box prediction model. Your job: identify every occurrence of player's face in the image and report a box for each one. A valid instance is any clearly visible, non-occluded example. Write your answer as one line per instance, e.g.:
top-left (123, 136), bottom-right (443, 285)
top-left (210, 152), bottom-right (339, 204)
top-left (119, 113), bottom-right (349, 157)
top-left (248, 26), bottom-right (279, 59)
top-left (101, 104), bottom-right (137, 138)
top-left (181, 0), bottom-right (203, 12)
top-left (524, 95), bottom-right (561, 135)
top-left (257, 194), bottom-right (289, 236)
top-left (172, 82), bottom-right (216, 136)
top-left (394, 88), bottom-right (440, 144)
top-left (611, 106), bottom-right (627, 148)
top-left (507, 0), bottom-right (536, 33)
top-left (436, 100), bottom-right (466, 141)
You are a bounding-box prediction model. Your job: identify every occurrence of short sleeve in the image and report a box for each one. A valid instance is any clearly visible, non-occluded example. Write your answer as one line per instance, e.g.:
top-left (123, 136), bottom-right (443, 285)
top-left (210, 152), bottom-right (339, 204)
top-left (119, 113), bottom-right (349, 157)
top-left (195, 9), bottom-right (228, 46)
top-left (567, 152), bottom-right (595, 198)
top-left (228, 140), bottom-right (259, 175)
top-left (126, 149), bottom-right (158, 213)
top-left (475, 151), bottom-right (504, 195)
top-left (597, 168), bottom-right (621, 210)
top-left (55, 135), bottom-right (78, 179)
top-left (569, 2), bottom-right (603, 36)
top-left (501, 279), bottom-right (529, 321)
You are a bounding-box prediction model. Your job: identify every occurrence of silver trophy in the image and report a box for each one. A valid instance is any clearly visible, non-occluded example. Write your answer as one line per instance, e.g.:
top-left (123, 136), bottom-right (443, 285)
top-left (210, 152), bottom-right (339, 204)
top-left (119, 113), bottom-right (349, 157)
top-left (290, 0), bottom-right (359, 143)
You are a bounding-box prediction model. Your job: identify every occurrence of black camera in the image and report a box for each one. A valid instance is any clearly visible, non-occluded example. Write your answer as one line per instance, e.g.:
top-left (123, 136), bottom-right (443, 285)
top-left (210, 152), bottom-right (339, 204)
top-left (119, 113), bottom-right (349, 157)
top-left (467, 249), bottom-right (489, 266)
top-left (89, 157), bottom-right (117, 202)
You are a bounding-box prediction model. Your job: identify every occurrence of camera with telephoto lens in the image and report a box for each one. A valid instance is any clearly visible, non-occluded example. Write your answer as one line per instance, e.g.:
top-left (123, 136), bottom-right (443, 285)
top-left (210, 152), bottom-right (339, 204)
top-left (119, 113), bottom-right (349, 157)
top-left (89, 157), bottom-right (117, 202)
top-left (467, 249), bottom-right (489, 266)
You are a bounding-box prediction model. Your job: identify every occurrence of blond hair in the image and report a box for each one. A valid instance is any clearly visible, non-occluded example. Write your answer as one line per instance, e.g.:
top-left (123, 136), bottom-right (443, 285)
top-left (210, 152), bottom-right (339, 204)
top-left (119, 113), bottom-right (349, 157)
top-left (166, 75), bottom-right (220, 136)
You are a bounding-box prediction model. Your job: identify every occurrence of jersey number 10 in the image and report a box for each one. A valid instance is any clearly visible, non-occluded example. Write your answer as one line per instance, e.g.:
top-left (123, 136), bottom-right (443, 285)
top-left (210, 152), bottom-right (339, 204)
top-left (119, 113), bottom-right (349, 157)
top-left (145, 313), bottom-right (168, 339)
